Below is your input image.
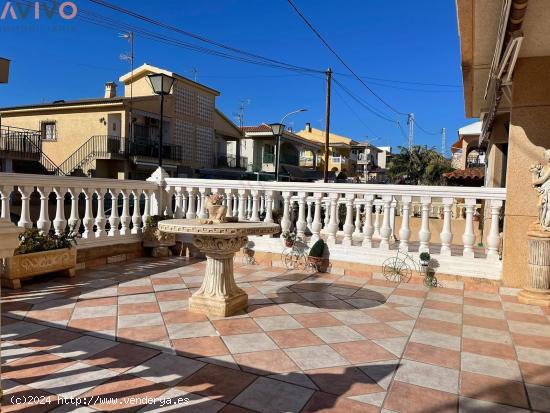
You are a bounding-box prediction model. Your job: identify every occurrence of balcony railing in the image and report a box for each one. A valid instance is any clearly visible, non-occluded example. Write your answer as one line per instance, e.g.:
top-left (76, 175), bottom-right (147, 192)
top-left (0, 126), bottom-right (41, 159)
top-left (0, 172), bottom-right (507, 281)
top-left (216, 154), bottom-right (248, 169)
top-left (127, 139), bottom-right (183, 163)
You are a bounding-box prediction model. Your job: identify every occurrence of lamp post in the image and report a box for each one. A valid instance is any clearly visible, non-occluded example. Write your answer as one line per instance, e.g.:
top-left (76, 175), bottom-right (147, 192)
top-left (147, 73), bottom-right (175, 168)
top-left (269, 108), bottom-right (307, 181)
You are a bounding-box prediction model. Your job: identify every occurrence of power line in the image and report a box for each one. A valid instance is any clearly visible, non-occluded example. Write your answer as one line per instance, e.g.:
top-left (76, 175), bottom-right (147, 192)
top-left (413, 118), bottom-right (439, 136)
top-left (87, 0), bottom-right (323, 75)
top-left (336, 72), bottom-right (462, 88)
top-left (286, 0), bottom-right (407, 116)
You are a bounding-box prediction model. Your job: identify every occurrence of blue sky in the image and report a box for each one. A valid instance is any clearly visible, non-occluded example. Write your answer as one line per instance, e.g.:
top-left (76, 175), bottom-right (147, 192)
top-left (0, 0), bottom-right (472, 150)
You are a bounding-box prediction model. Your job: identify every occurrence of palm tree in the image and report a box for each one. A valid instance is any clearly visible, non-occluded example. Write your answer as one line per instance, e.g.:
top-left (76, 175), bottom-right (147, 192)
top-left (387, 145), bottom-right (453, 185)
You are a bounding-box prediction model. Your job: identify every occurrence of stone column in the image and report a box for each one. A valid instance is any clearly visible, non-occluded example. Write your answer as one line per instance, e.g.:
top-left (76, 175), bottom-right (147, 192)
top-left (518, 231), bottom-right (550, 306)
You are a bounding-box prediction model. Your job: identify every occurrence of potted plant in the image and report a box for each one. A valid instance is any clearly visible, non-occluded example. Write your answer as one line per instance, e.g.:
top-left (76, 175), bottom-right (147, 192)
top-left (143, 215), bottom-right (176, 257)
top-left (419, 252), bottom-right (431, 267)
top-left (206, 193), bottom-right (227, 222)
top-left (282, 231), bottom-right (296, 247)
top-left (1, 227), bottom-right (78, 289)
top-left (308, 239), bottom-right (329, 272)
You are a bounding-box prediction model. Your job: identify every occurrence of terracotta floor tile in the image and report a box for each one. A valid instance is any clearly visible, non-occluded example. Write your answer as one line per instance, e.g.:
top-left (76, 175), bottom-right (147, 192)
top-left (151, 277), bottom-right (183, 285)
top-left (26, 308), bottom-right (74, 322)
top-left (306, 366), bottom-right (383, 396)
top-left (500, 294), bottom-right (520, 303)
top-left (512, 332), bottom-right (550, 349)
top-left (3, 353), bottom-right (76, 385)
top-left (403, 342), bottom-right (460, 369)
top-left (155, 290), bottom-right (191, 301)
top-left (84, 342), bottom-right (159, 373)
top-left (177, 364), bottom-right (257, 402)
top-left (212, 318), bottom-right (262, 336)
top-left (246, 304), bottom-right (287, 316)
top-left (385, 381), bottom-right (458, 413)
top-left (118, 302), bottom-right (160, 315)
top-left (234, 349), bottom-right (299, 374)
top-left (81, 374), bottom-right (167, 411)
top-left (463, 314), bottom-right (509, 331)
top-left (173, 336), bottom-right (230, 358)
top-left (435, 287), bottom-right (464, 297)
top-left (424, 300), bottom-right (463, 313)
top-left (77, 297), bottom-right (117, 307)
top-left (68, 316), bottom-right (116, 332)
top-left (459, 371), bottom-right (529, 408)
top-left (506, 311), bottom-right (549, 324)
top-left (331, 340), bottom-right (396, 364)
top-left (351, 322), bottom-right (407, 339)
top-left (162, 310), bottom-right (208, 324)
top-left (303, 391), bottom-right (380, 413)
top-left (267, 328), bottom-right (323, 348)
top-left (117, 326), bottom-right (168, 343)
top-left (118, 285), bottom-right (154, 295)
top-left (415, 317), bottom-right (462, 336)
top-left (2, 301), bottom-right (33, 313)
top-left (462, 338), bottom-right (517, 360)
top-left (393, 288), bottom-right (427, 299)
top-left (293, 313), bottom-right (343, 328)
top-left (520, 361), bottom-right (550, 386)
top-left (220, 405), bottom-right (257, 413)
top-left (367, 308), bottom-right (413, 322)
top-left (8, 328), bottom-right (81, 351)
top-left (464, 297), bottom-right (502, 309)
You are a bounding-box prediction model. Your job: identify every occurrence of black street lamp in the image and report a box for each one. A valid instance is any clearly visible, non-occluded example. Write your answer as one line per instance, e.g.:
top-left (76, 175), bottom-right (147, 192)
top-left (147, 73), bottom-right (175, 167)
top-left (268, 122), bottom-right (285, 181)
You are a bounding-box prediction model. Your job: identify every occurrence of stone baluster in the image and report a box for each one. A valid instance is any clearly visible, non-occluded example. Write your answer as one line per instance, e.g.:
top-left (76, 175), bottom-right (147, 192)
top-left (323, 199), bottom-right (331, 228)
top-left (390, 198), bottom-right (397, 242)
top-left (343, 194), bottom-right (355, 246)
top-left (353, 201), bottom-right (362, 237)
top-left (238, 189), bottom-right (247, 221)
top-left (280, 191), bottom-right (292, 235)
top-left (198, 188), bottom-right (209, 219)
top-left (95, 189), bottom-right (107, 238)
top-left (119, 189), bottom-right (131, 236)
top-left (142, 190), bottom-right (152, 226)
top-left (108, 189), bottom-right (120, 237)
top-left (379, 195), bottom-right (393, 250)
top-left (68, 188), bottom-right (81, 232)
top-left (250, 190), bottom-right (260, 222)
top-left (306, 199), bottom-right (313, 229)
top-left (174, 187), bottom-right (184, 218)
top-left (327, 193), bottom-right (339, 245)
top-left (260, 193), bottom-right (266, 216)
top-left (311, 193), bottom-right (323, 243)
top-left (82, 188), bottom-right (95, 239)
top-left (0, 186), bottom-right (10, 219)
top-left (418, 196), bottom-right (432, 253)
top-left (264, 191), bottom-right (274, 224)
top-left (462, 198), bottom-right (477, 258)
top-left (225, 189), bottom-right (234, 218)
top-left (53, 187), bottom-right (67, 235)
top-left (486, 200), bottom-right (503, 260)
top-left (296, 192), bottom-right (307, 239)
top-left (440, 197), bottom-right (454, 256)
top-left (196, 193), bottom-right (201, 217)
top-left (399, 196), bottom-right (412, 251)
top-left (131, 190), bottom-right (142, 235)
top-left (232, 193), bottom-right (239, 217)
top-left (164, 187), bottom-right (174, 218)
top-left (186, 189), bottom-right (197, 219)
top-left (248, 195), bottom-right (254, 220)
top-left (181, 189), bottom-right (188, 218)
top-left (373, 203), bottom-right (382, 240)
top-left (36, 186), bottom-right (52, 234)
top-left (17, 186), bottom-right (32, 228)
top-left (362, 195), bottom-right (375, 247)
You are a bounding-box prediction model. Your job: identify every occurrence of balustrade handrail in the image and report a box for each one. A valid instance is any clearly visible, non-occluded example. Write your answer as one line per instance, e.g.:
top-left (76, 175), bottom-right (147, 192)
top-left (164, 177), bottom-right (507, 201)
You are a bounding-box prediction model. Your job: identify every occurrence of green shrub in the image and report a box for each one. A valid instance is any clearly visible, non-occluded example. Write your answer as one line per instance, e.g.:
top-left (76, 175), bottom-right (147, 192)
top-left (15, 227), bottom-right (78, 255)
top-left (419, 252), bottom-right (431, 262)
top-left (309, 239), bottom-right (325, 258)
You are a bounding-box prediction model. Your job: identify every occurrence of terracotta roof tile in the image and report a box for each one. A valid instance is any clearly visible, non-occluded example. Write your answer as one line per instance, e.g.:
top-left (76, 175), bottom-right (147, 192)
top-left (443, 167), bottom-right (485, 181)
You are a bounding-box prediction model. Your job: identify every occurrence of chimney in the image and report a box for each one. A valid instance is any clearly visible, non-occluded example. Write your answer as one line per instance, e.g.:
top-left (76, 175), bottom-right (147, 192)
top-left (305, 122), bottom-right (311, 132)
top-left (104, 82), bottom-right (117, 98)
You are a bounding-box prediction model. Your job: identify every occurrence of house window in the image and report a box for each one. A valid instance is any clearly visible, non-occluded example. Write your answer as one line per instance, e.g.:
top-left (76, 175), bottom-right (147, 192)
top-left (41, 122), bottom-right (57, 141)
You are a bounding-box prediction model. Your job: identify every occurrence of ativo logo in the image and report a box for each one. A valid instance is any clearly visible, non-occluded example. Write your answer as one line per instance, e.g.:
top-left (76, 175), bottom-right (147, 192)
top-left (1, 1), bottom-right (78, 20)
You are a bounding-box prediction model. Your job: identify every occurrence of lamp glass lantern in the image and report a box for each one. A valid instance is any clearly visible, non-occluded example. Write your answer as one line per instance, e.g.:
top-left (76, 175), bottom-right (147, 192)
top-left (147, 73), bottom-right (175, 95)
top-left (269, 123), bottom-right (285, 136)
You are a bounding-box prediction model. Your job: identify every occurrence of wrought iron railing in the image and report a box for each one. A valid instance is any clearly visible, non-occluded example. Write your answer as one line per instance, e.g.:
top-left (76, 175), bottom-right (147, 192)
top-left (58, 135), bottom-right (124, 175)
top-left (127, 138), bottom-right (183, 162)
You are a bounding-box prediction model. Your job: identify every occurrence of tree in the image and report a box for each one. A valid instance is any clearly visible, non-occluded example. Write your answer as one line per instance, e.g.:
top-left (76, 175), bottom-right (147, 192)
top-left (387, 145), bottom-right (453, 185)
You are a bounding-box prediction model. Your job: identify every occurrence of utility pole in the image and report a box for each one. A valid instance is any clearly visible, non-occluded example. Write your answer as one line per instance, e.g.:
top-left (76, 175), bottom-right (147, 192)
top-left (120, 31), bottom-right (134, 139)
top-left (407, 113), bottom-right (414, 150)
top-left (323, 67), bottom-right (332, 183)
top-left (441, 127), bottom-right (446, 157)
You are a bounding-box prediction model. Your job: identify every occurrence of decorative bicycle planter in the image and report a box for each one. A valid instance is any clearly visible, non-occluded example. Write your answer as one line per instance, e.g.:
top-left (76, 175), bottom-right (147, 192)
top-left (381, 250), bottom-right (439, 287)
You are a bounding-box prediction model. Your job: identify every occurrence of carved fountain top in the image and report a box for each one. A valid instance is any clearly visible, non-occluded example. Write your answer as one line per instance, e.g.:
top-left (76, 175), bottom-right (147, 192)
top-left (158, 219), bottom-right (280, 238)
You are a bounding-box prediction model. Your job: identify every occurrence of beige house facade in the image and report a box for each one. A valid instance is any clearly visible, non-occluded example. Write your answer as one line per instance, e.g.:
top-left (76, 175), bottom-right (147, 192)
top-left (457, 0), bottom-right (550, 286)
top-left (0, 64), bottom-right (241, 179)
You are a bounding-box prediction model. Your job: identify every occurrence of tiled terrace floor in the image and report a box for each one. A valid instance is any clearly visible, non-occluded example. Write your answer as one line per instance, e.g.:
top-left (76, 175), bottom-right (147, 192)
top-left (2, 257), bottom-right (550, 412)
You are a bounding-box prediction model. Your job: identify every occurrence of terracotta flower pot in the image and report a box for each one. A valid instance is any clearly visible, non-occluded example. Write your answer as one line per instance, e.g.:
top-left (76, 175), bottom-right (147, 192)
top-left (285, 239), bottom-right (295, 247)
top-left (208, 205), bottom-right (227, 222)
